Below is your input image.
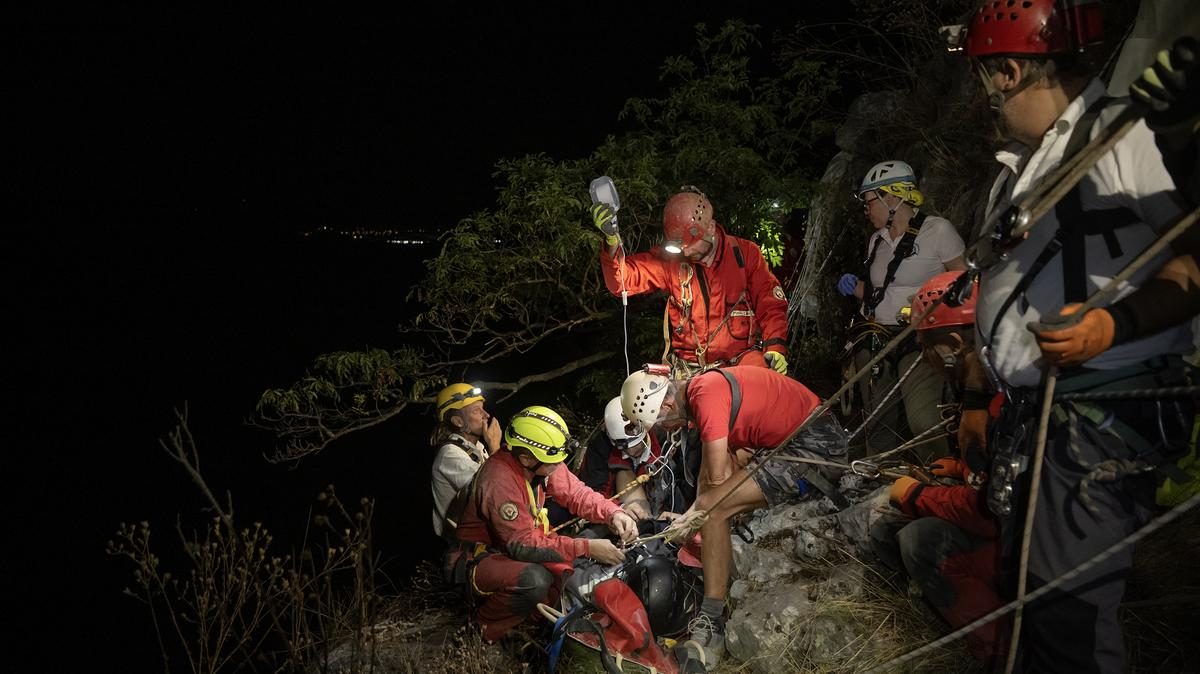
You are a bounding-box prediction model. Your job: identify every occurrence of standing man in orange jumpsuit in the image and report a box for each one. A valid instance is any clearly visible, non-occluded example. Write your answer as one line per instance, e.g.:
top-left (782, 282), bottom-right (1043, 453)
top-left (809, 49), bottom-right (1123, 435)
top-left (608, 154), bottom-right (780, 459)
top-left (592, 187), bottom-right (790, 376)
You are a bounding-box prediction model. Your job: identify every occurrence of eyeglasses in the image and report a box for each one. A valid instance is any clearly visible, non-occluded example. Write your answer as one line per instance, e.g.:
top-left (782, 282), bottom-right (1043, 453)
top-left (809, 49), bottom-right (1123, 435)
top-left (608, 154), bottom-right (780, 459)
top-left (857, 193), bottom-right (881, 209)
top-left (438, 387), bottom-right (482, 412)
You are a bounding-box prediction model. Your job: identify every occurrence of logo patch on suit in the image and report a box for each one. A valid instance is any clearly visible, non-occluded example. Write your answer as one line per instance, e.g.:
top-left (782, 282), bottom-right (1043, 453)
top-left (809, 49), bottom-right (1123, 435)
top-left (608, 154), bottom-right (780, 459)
top-left (772, 285), bottom-right (786, 300)
top-left (499, 502), bottom-right (520, 521)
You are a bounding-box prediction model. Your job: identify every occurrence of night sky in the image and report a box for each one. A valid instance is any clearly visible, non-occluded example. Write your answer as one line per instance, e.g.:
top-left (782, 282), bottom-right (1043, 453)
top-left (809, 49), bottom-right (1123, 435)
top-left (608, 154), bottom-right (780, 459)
top-left (13, 4), bottom-right (825, 672)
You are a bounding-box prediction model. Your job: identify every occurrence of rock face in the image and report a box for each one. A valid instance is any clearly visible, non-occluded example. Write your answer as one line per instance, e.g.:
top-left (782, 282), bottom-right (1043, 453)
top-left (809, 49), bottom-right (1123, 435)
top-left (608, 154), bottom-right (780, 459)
top-left (786, 48), bottom-right (995, 367)
top-left (723, 485), bottom-right (894, 671)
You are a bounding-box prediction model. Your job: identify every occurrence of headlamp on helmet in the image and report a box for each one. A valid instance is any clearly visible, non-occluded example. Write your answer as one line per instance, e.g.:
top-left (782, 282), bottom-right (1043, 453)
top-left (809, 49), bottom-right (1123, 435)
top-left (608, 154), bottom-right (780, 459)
top-left (435, 383), bottom-right (485, 419)
top-left (661, 187), bottom-right (715, 254)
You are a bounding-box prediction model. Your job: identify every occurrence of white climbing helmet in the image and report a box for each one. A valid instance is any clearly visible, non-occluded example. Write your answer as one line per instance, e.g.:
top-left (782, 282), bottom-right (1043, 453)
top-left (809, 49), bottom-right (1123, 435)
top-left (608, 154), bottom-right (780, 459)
top-left (621, 370), bottom-right (673, 431)
top-left (604, 397), bottom-right (647, 447)
top-left (859, 160), bottom-right (924, 206)
top-left (860, 160), bottom-right (917, 194)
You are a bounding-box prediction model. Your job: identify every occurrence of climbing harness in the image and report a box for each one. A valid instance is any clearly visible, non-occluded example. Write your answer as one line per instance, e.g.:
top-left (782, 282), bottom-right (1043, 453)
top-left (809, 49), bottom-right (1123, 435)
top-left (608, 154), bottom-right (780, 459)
top-left (1003, 204), bottom-right (1200, 674)
top-left (660, 235), bottom-right (766, 376)
top-left (861, 211), bottom-right (928, 320)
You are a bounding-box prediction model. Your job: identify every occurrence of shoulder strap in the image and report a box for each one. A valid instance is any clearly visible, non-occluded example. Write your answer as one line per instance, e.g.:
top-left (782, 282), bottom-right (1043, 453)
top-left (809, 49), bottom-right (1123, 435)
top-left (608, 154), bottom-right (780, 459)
top-left (443, 463), bottom-right (485, 537)
top-left (859, 236), bottom-right (886, 315)
top-left (732, 242), bottom-right (745, 268)
top-left (1055, 97), bottom-right (1140, 303)
top-left (445, 436), bottom-right (483, 464)
top-left (716, 369), bottom-right (742, 433)
top-left (863, 211), bottom-right (927, 318)
top-left (987, 231), bottom-right (1065, 347)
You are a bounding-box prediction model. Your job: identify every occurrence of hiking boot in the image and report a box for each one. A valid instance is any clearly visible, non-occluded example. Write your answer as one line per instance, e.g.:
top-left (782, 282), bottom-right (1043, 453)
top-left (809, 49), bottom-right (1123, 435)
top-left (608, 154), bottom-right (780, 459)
top-left (674, 612), bottom-right (725, 672)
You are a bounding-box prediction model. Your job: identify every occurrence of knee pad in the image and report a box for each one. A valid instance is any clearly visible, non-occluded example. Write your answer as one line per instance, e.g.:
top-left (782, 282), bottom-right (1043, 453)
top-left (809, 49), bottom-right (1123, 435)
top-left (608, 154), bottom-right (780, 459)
top-left (510, 564), bottom-right (555, 616)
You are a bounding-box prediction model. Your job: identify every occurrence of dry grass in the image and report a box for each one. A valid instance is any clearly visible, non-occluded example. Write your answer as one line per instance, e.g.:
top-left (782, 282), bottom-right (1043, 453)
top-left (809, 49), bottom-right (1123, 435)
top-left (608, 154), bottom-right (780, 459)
top-left (758, 553), bottom-right (978, 674)
top-left (1122, 508), bottom-right (1200, 674)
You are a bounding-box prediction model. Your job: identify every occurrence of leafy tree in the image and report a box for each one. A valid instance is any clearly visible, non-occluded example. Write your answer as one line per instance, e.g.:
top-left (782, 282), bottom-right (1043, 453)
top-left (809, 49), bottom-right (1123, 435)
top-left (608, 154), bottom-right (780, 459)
top-left (255, 20), bottom-right (841, 461)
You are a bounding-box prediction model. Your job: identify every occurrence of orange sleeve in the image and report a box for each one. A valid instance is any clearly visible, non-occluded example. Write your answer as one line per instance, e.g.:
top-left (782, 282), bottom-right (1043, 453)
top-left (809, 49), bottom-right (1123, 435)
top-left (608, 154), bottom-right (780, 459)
top-left (740, 241), bottom-right (789, 355)
top-left (599, 246), bottom-right (673, 297)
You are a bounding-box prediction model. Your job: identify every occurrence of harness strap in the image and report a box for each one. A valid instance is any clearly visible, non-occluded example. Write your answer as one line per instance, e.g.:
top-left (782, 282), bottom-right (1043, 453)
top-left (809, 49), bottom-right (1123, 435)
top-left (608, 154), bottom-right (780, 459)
top-left (987, 231), bottom-right (1064, 347)
top-left (525, 480), bottom-right (551, 535)
top-left (987, 97), bottom-right (1141, 344)
top-left (863, 211), bottom-right (927, 319)
top-left (715, 369), bottom-right (742, 433)
top-left (1054, 97), bottom-right (1141, 303)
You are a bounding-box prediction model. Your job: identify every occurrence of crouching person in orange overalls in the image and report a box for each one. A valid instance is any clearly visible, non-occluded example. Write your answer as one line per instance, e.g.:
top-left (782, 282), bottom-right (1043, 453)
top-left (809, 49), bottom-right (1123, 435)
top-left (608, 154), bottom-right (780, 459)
top-left (447, 405), bottom-right (639, 641)
top-left (868, 272), bottom-right (1008, 664)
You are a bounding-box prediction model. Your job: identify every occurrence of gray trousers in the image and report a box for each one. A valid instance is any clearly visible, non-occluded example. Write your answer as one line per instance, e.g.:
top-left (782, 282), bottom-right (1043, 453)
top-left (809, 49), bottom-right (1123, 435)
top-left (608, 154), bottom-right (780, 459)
top-left (853, 347), bottom-right (949, 462)
top-left (1011, 405), bottom-right (1157, 674)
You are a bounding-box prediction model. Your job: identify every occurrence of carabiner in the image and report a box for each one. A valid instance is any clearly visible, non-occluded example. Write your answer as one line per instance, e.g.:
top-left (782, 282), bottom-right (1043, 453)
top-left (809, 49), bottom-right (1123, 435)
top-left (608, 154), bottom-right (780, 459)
top-left (851, 460), bottom-right (881, 479)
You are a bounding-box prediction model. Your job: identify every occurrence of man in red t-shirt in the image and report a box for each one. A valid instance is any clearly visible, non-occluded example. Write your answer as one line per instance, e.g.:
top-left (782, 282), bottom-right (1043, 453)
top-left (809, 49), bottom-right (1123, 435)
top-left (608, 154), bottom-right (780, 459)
top-left (620, 366), bottom-right (848, 670)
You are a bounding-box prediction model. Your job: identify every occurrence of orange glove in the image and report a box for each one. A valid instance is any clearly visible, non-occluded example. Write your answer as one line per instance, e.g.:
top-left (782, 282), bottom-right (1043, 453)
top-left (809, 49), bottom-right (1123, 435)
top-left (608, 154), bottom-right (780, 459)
top-left (958, 409), bottom-right (990, 456)
top-left (929, 456), bottom-right (966, 480)
top-left (888, 476), bottom-right (921, 514)
top-left (1033, 304), bottom-right (1115, 367)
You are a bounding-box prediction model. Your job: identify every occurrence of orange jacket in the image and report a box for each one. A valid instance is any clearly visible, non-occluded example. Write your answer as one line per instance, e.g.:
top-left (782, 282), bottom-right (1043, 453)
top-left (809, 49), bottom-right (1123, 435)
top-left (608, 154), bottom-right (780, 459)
top-left (599, 226), bottom-right (789, 364)
top-left (455, 449), bottom-right (622, 563)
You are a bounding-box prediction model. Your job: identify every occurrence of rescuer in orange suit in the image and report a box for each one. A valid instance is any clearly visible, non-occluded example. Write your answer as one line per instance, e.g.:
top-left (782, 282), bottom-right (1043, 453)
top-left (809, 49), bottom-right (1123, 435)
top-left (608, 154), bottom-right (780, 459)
top-left (592, 187), bottom-right (791, 376)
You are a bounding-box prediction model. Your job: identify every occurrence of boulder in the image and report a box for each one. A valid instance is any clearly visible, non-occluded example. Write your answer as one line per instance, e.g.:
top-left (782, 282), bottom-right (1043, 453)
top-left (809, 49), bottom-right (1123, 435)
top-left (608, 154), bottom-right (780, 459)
top-left (732, 538), bottom-right (801, 583)
top-left (835, 486), bottom-right (890, 555)
top-left (724, 584), bottom-right (814, 673)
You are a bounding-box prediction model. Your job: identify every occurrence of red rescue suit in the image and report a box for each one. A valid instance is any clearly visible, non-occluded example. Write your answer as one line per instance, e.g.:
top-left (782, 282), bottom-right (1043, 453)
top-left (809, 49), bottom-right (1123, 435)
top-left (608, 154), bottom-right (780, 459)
top-left (454, 449), bottom-right (623, 641)
top-left (883, 480), bottom-right (1007, 660)
top-left (599, 225), bottom-right (789, 367)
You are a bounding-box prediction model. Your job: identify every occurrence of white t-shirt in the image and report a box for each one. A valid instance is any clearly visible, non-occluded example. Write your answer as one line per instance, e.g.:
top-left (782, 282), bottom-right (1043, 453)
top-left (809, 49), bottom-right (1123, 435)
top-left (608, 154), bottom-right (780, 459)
top-left (430, 434), bottom-right (488, 537)
top-left (864, 214), bottom-right (965, 325)
top-left (975, 79), bottom-right (1194, 387)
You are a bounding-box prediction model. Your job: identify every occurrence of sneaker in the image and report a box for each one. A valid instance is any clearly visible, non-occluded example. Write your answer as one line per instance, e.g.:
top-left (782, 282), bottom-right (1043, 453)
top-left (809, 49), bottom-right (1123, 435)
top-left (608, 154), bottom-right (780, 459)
top-left (674, 612), bottom-right (725, 672)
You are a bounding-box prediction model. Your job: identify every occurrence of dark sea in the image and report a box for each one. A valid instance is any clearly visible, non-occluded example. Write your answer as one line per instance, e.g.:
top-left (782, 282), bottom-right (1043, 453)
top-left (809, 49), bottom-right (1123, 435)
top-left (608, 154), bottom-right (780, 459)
top-left (14, 212), bottom-right (455, 672)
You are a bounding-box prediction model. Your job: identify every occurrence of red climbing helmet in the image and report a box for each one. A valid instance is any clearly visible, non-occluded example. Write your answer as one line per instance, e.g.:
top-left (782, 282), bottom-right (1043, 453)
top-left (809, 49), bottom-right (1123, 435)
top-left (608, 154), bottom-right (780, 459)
top-left (661, 187), bottom-right (715, 253)
top-left (911, 272), bottom-right (977, 330)
top-left (963, 0), bottom-right (1104, 59)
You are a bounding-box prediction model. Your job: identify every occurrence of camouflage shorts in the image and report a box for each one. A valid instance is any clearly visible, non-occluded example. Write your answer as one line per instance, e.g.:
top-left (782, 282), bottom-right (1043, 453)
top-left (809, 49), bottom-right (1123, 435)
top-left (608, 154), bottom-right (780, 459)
top-left (749, 413), bottom-right (849, 507)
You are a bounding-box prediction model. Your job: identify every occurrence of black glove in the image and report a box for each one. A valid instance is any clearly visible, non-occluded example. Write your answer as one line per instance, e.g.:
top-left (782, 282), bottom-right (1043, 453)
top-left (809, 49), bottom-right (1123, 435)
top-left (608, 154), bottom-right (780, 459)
top-left (1131, 36), bottom-right (1200, 206)
top-left (1130, 36), bottom-right (1199, 132)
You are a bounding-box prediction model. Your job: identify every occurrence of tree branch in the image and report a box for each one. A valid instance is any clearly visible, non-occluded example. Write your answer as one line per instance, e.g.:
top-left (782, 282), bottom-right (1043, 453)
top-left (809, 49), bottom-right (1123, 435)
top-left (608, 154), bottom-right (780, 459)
top-left (474, 351), bottom-right (615, 404)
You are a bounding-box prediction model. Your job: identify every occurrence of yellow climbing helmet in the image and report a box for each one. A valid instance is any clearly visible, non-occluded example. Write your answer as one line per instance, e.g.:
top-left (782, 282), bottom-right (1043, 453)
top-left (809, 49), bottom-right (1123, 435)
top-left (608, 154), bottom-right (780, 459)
top-left (505, 406), bottom-right (572, 464)
top-left (435, 383), bottom-right (484, 419)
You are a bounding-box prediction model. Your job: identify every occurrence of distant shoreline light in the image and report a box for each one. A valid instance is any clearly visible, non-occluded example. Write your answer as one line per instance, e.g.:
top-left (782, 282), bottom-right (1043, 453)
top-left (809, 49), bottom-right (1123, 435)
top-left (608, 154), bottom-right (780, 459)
top-left (302, 227), bottom-right (438, 245)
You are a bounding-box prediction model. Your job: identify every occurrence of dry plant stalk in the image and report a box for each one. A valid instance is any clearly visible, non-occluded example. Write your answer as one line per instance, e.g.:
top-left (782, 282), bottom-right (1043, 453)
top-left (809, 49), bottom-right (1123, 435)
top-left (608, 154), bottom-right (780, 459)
top-left (106, 409), bottom-right (381, 674)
